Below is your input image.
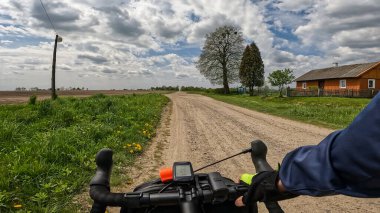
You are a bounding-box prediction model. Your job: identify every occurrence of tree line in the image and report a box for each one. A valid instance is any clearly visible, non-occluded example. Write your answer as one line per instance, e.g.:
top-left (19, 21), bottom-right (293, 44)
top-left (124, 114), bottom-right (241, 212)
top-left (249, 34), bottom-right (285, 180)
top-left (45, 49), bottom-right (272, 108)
top-left (196, 25), bottom-right (295, 96)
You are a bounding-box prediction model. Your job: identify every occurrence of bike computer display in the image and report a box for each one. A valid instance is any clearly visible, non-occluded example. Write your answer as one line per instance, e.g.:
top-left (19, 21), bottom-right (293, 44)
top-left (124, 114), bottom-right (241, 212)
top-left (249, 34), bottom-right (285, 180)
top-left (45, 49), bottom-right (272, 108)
top-left (173, 162), bottom-right (194, 182)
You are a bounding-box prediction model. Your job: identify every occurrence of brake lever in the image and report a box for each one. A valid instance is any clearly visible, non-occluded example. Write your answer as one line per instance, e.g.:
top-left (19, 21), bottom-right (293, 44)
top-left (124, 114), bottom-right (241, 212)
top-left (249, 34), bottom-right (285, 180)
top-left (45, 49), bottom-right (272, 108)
top-left (250, 140), bottom-right (284, 213)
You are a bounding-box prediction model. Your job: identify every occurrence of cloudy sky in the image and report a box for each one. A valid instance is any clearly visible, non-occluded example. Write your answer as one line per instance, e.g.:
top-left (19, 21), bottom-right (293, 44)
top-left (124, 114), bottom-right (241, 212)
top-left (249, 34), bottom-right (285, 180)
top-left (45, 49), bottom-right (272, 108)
top-left (1, 0), bottom-right (379, 90)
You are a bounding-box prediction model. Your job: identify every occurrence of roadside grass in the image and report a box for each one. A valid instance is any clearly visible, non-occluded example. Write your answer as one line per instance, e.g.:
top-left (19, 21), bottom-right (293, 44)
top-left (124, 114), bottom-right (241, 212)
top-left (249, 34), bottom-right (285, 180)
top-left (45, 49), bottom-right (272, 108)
top-left (194, 92), bottom-right (370, 129)
top-left (0, 93), bottom-right (169, 212)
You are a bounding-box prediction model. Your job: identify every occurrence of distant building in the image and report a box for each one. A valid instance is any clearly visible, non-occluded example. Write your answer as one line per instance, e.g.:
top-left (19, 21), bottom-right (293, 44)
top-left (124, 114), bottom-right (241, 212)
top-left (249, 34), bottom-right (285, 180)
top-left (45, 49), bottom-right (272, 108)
top-left (295, 61), bottom-right (380, 90)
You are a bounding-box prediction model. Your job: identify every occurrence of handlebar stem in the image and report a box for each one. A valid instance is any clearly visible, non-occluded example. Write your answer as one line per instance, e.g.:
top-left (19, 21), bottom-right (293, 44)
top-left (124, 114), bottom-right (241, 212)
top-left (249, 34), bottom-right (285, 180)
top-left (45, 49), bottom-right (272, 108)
top-left (179, 188), bottom-right (200, 213)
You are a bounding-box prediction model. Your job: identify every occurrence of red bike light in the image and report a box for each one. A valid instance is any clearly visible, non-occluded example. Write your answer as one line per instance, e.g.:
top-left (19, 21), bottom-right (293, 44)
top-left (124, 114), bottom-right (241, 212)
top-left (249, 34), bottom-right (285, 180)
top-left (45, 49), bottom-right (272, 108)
top-left (159, 167), bottom-right (173, 182)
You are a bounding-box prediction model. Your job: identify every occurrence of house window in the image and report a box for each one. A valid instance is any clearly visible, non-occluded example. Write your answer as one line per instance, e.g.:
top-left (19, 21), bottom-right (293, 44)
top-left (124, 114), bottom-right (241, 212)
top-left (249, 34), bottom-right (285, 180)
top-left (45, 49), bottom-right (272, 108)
top-left (339, 79), bottom-right (346, 88)
top-left (302, 82), bottom-right (307, 89)
top-left (368, 79), bottom-right (375, 89)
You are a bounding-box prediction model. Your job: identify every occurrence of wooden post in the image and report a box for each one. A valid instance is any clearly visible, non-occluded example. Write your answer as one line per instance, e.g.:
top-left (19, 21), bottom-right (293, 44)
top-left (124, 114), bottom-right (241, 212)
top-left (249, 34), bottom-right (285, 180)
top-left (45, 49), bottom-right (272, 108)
top-left (51, 35), bottom-right (62, 99)
top-left (51, 34), bottom-right (58, 100)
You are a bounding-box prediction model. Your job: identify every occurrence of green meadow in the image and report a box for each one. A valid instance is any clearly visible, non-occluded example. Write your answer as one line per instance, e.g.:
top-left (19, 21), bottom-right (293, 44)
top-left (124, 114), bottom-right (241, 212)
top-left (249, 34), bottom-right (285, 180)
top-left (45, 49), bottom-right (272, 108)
top-left (0, 94), bottom-right (168, 212)
top-left (197, 93), bottom-right (371, 129)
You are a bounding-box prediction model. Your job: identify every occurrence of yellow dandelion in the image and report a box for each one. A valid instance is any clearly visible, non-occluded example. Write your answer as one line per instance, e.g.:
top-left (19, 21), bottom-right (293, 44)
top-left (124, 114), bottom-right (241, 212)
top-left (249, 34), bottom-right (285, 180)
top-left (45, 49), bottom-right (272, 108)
top-left (14, 204), bottom-right (22, 209)
top-left (134, 144), bottom-right (141, 151)
top-left (130, 150), bottom-right (134, 154)
top-left (127, 144), bottom-right (131, 147)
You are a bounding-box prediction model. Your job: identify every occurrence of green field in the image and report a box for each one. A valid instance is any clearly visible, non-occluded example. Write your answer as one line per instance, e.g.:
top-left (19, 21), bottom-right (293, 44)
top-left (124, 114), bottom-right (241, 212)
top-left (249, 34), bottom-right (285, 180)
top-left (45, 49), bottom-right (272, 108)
top-left (0, 94), bottom-right (169, 212)
top-left (196, 93), bottom-right (371, 129)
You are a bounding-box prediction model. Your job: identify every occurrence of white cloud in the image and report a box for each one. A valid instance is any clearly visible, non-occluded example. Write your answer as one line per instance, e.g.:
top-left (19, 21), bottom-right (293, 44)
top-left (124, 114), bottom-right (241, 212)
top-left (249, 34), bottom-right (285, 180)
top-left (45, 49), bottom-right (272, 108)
top-left (0, 40), bottom-right (13, 44)
top-left (291, 0), bottom-right (380, 66)
top-left (0, 0), bottom-right (277, 89)
top-left (333, 27), bottom-right (380, 49)
top-left (275, 0), bottom-right (315, 12)
top-left (0, 0), bottom-right (379, 90)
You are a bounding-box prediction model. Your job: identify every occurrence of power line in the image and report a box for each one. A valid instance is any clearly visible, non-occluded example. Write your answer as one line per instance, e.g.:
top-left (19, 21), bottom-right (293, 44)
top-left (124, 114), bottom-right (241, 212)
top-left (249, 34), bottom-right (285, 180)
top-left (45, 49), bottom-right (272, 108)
top-left (39, 0), bottom-right (57, 34)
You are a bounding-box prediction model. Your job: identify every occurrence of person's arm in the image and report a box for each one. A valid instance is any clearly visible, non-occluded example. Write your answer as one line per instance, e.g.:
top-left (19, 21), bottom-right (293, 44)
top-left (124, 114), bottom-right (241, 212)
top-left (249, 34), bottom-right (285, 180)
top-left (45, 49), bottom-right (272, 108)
top-left (279, 93), bottom-right (380, 197)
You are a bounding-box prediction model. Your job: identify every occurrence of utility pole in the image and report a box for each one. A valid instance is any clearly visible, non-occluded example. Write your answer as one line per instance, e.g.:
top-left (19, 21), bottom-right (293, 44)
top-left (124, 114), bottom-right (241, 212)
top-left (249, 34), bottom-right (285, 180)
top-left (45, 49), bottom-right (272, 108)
top-left (51, 34), bottom-right (62, 100)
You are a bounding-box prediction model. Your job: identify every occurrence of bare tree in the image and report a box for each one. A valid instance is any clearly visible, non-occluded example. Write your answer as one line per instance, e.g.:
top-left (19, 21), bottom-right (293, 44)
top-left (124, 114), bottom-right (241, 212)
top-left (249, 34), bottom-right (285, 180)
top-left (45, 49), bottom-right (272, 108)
top-left (196, 25), bottom-right (244, 94)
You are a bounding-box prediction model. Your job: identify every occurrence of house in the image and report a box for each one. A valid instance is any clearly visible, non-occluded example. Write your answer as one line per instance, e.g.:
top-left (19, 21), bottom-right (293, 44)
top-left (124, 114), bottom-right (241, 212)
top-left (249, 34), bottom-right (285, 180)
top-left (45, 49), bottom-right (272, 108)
top-left (295, 61), bottom-right (380, 91)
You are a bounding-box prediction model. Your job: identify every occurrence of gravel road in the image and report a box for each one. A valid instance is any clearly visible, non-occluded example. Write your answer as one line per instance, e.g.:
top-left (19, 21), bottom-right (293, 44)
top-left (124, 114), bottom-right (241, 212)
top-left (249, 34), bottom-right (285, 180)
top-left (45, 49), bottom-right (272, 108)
top-left (110, 92), bottom-right (379, 213)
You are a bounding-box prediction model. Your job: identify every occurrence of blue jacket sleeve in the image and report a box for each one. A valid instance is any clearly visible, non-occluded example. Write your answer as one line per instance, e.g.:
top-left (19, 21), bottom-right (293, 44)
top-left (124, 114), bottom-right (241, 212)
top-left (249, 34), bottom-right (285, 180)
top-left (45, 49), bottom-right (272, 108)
top-left (279, 93), bottom-right (380, 197)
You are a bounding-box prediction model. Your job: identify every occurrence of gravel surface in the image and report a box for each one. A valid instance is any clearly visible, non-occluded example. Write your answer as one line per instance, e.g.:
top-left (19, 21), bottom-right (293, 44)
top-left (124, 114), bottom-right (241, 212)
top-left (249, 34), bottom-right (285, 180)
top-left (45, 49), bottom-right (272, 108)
top-left (109, 92), bottom-right (379, 213)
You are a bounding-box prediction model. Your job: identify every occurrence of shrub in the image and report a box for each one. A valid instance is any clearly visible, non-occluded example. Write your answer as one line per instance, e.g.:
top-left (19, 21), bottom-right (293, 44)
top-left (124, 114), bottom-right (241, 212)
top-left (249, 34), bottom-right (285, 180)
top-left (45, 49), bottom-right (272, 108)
top-left (38, 100), bottom-right (53, 116)
top-left (29, 95), bottom-right (37, 105)
top-left (92, 93), bottom-right (106, 99)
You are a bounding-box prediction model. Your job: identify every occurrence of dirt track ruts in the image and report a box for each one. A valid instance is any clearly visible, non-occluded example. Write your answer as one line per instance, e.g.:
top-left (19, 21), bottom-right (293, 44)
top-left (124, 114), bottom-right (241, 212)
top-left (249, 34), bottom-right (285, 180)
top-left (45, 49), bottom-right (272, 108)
top-left (110, 92), bottom-right (379, 213)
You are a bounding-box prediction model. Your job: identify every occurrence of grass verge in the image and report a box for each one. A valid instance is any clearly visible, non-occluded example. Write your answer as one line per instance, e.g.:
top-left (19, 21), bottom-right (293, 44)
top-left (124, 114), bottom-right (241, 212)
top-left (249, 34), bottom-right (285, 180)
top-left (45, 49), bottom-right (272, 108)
top-left (0, 93), bottom-right (169, 212)
top-left (194, 92), bottom-right (370, 129)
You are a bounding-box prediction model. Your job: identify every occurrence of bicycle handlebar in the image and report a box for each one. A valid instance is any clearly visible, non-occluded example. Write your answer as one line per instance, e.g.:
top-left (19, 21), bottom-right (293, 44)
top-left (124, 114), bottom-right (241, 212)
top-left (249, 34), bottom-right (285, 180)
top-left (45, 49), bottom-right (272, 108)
top-left (89, 140), bottom-right (284, 213)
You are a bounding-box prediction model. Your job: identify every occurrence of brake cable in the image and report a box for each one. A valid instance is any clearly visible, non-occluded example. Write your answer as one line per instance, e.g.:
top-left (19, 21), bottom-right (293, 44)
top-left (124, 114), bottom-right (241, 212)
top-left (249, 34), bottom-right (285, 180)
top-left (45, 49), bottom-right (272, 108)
top-left (194, 148), bottom-right (251, 172)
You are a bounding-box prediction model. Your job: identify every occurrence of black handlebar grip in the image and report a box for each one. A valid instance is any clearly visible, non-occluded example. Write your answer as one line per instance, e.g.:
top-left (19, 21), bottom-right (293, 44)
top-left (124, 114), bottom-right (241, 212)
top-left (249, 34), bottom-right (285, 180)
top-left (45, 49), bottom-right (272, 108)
top-left (90, 148), bottom-right (113, 187)
top-left (251, 140), bottom-right (274, 172)
top-left (250, 140), bottom-right (284, 213)
top-left (90, 149), bottom-right (125, 213)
